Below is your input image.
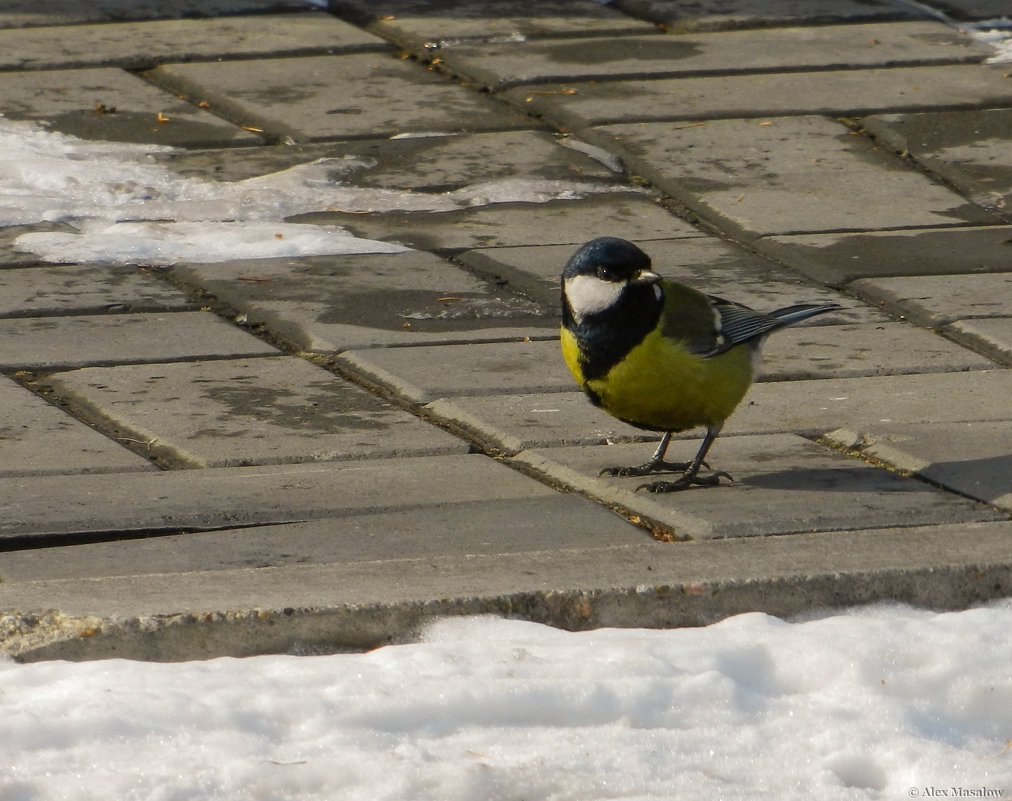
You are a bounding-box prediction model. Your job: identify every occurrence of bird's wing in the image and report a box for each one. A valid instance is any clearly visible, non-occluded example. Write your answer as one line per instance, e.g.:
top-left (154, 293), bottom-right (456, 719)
top-left (658, 284), bottom-right (725, 357)
top-left (708, 296), bottom-right (841, 356)
top-left (709, 296), bottom-right (784, 349)
top-left (660, 285), bottom-right (839, 358)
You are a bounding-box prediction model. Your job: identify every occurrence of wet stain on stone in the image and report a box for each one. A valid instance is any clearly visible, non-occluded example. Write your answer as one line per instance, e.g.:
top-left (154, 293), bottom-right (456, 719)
top-left (44, 110), bottom-right (249, 146)
top-left (874, 108), bottom-right (1012, 152)
top-left (203, 382), bottom-right (392, 433)
top-left (772, 228), bottom-right (1012, 280)
top-left (315, 288), bottom-right (548, 331)
top-left (542, 38), bottom-right (702, 65)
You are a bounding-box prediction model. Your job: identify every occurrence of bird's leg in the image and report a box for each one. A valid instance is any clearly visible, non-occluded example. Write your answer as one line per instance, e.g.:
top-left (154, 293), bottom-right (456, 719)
top-left (636, 425), bottom-right (733, 492)
top-left (599, 432), bottom-right (704, 478)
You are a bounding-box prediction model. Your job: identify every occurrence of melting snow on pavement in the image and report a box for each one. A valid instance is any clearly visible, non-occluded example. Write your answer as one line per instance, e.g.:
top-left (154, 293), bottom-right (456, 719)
top-left (2, 604), bottom-right (1011, 800)
top-left (0, 119), bottom-right (628, 266)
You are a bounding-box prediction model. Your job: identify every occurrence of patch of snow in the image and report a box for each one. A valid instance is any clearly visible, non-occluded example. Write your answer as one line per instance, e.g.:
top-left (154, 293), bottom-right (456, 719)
top-left (0, 119), bottom-right (633, 266)
top-left (2, 604), bottom-right (1010, 800)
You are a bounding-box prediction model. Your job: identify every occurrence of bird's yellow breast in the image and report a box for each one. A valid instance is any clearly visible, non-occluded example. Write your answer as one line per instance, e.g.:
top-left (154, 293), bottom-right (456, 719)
top-left (560, 325), bottom-right (754, 432)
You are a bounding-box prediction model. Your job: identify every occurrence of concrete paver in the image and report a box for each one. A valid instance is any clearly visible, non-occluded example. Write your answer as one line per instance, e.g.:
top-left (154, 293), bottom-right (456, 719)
top-left (338, 340), bottom-right (570, 403)
top-left (0, 311), bottom-right (278, 371)
top-left (513, 435), bottom-right (1004, 540)
top-left (0, 264), bottom-right (194, 316)
top-left (0, 376), bottom-right (156, 477)
top-left (0, 67), bottom-right (260, 146)
top-left (0, 495), bottom-right (643, 583)
top-left (1, 1), bottom-right (1011, 661)
top-left (587, 116), bottom-right (1000, 239)
top-left (338, 322), bottom-right (991, 405)
top-left (611, 0), bottom-right (918, 30)
top-left (160, 129), bottom-right (625, 189)
top-left (847, 271), bottom-right (1012, 364)
top-left (290, 194), bottom-right (702, 251)
top-left (0, 14), bottom-right (387, 71)
top-left (826, 422), bottom-right (1012, 511)
top-left (170, 252), bottom-right (557, 352)
top-left (328, 0), bottom-right (654, 46)
top-left (849, 273), bottom-right (1012, 326)
top-left (1, 520), bottom-right (1009, 661)
top-left (938, 0), bottom-right (1012, 17)
top-left (863, 108), bottom-right (1012, 213)
top-left (0, 0), bottom-right (315, 27)
top-left (457, 237), bottom-right (878, 314)
top-left (426, 391), bottom-right (642, 454)
top-left (505, 64), bottom-right (1012, 128)
top-left (0, 454), bottom-right (555, 543)
top-left (757, 225), bottom-right (1012, 286)
top-left (433, 23), bottom-right (990, 91)
top-left (426, 370), bottom-right (1012, 454)
top-left (945, 317), bottom-right (1012, 366)
top-left (146, 53), bottom-right (533, 144)
top-left (43, 356), bottom-right (467, 468)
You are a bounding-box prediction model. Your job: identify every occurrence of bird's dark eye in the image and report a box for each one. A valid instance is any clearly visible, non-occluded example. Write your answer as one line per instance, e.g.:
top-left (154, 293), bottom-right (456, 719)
top-left (597, 266), bottom-right (619, 282)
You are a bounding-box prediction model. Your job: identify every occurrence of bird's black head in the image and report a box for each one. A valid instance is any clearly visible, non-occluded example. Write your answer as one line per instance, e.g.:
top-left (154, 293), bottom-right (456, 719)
top-left (562, 237), bottom-right (653, 283)
top-left (561, 237), bottom-right (661, 325)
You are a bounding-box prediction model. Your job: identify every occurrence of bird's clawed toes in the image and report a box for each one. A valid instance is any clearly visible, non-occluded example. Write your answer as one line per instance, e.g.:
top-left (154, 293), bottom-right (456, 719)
top-left (636, 470), bottom-right (733, 493)
top-left (598, 460), bottom-right (694, 478)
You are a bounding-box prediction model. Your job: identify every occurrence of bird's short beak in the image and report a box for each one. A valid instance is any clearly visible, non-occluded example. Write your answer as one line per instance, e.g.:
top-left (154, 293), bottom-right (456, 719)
top-left (632, 269), bottom-right (662, 285)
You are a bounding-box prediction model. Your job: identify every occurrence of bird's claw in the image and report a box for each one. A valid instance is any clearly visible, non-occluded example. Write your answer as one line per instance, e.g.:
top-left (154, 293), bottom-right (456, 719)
top-left (636, 470), bottom-right (733, 493)
top-left (599, 459), bottom-right (707, 478)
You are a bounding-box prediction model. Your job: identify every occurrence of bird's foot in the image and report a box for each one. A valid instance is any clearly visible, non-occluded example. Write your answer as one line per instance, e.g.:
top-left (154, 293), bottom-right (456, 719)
top-left (636, 470), bottom-right (733, 493)
top-left (599, 459), bottom-right (706, 478)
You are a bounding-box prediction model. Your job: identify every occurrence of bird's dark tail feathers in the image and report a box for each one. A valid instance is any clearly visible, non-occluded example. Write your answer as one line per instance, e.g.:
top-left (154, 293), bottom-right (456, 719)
top-left (769, 303), bottom-right (842, 330)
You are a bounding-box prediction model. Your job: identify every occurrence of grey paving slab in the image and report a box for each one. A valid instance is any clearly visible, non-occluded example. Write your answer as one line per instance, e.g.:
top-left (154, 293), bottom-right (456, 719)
top-left (338, 322), bottom-right (991, 405)
top-left (0, 453), bottom-right (554, 542)
top-left (826, 422), bottom-right (1012, 512)
top-left (3, 521), bottom-right (1011, 661)
top-left (425, 369), bottom-right (1012, 454)
top-left (0, 376), bottom-right (156, 477)
top-left (435, 23), bottom-right (990, 91)
top-left (0, 495), bottom-right (643, 583)
top-left (586, 117), bottom-right (999, 240)
top-left (849, 273), bottom-right (1012, 326)
top-left (504, 64), bottom-right (1012, 128)
top-left (726, 368), bottom-right (1012, 431)
top-left (0, 14), bottom-right (388, 71)
top-left (937, 1), bottom-right (1012, 20)
top-left (458, 237), bottom-right (884, 316)
top-left (339, 340), bottom-right (573, 403)
top-left (160, 130), bottom-right (624, 189)
top-left (610, 0), bottom-right (917, 30)
top-left (513, 434), bottom-right (1003, 540)
top-left (762, 321), bottom-right (996, 376)
top-left (0, 0), bottom-right (315, 27)
top-left (146, 54), bottom-right (533, 144)
top-left (863, 108), bottom-right (1012, 213)
top-left (0, 264), bottom-right (194, 317)
top-left (0, 67), bottom-right (261, 147)
top-left (427, 391), bottom-right (643, 454)
top-left (0, 311), bottom-right (278, 371)
top-left (170, 252), bottom-right (557, 352)
top-left (328, 0), bottom-right (653, 46)
top-left (945, 317), bottom-right (1012, 366)
top-left (757, 226), bottom-right (1012, 287)
top-left (291, 194), bottom-right (703, 251)
top-left (43, 356), bottom-right (467, 469)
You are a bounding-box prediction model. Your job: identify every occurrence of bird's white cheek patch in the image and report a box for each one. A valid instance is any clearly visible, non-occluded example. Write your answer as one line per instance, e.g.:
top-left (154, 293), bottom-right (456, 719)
top-left (564, 274), bottom-right (625, 323)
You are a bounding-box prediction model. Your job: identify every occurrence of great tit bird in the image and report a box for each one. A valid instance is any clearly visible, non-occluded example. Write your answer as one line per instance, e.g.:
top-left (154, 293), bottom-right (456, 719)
top-left (560, 237), bottom-right (840, 492)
